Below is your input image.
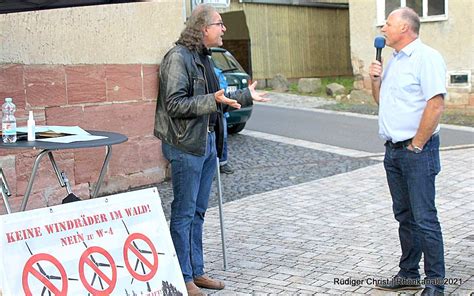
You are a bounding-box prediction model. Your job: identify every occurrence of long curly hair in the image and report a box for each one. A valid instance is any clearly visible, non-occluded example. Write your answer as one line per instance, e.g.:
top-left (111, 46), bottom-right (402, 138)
top-left (176, 4), bottom-right (216, 52)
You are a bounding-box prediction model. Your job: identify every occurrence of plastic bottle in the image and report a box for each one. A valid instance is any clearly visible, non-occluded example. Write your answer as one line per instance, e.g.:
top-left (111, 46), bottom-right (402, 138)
top-left (2, 98), bottom-right (17, 143)
top-left (27, 110), bottom-right (36, 141)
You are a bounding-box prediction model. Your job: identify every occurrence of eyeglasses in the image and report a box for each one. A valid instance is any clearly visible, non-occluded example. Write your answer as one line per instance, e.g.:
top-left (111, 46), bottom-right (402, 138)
top-left (208, 22), bottom-right (225, 28)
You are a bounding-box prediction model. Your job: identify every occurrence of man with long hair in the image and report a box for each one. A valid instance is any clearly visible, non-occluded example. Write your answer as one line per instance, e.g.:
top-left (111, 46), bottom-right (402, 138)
top-left (154, 4), bottom-right (268, 296)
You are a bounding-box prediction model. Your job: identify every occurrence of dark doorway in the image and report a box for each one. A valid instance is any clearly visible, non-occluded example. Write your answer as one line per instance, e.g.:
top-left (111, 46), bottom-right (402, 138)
top-left (221, 11), bottom-right (252, 77)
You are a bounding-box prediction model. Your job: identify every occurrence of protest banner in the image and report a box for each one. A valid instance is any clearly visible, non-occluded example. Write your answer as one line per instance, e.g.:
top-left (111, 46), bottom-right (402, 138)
top-left (0, 187), bottom-right (185, 295)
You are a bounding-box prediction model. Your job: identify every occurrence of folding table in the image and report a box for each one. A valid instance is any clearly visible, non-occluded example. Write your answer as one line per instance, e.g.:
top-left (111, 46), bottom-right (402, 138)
top-left (0, 130), bottom-right (127, 213)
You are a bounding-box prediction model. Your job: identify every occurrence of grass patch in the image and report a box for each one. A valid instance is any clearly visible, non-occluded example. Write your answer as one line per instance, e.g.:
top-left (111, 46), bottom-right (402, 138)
top-left (441, 110), bottom-right (474, 127)
top-left (320, 103), bottom-right (474, 127)
top-left (321, 76), bottom-right (354, 93)
top-left (272, 76), bottom-right (473, 127)
top-left (288, 76), bottom-right (355, 98)
top-left (319, 102), bottom-right (379, 116)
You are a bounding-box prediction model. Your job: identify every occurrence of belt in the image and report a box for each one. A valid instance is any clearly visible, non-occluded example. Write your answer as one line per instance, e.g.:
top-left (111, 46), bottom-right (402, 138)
top-left (385, 138), bottom-right (412, 149)
top-left (208, 125), bottom-right (215, 133)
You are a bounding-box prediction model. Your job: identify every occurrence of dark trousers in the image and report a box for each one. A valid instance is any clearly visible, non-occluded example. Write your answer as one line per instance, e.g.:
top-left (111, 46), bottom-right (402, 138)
top-left (384, 134), bottom-right (445, 291)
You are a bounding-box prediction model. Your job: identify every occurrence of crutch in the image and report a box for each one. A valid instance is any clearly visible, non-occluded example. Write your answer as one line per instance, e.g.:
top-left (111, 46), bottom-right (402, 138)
top-left (215, 157), bottom-right (227, 270)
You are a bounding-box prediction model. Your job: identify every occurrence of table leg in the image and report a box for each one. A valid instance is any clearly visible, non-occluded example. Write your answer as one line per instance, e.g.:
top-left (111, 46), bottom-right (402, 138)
top-left (48, 152), bottom-right (66, 187)
top-left (20, 149), bottom-right (50, 211)
top-left (92, 145), bottom-right (112, 198)
top-left (0, 168), bottom-right (12, 214)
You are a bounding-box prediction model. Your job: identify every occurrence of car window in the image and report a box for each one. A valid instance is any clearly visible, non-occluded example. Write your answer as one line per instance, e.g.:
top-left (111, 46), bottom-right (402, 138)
top-left (211, 51), bottom-right (245, 73)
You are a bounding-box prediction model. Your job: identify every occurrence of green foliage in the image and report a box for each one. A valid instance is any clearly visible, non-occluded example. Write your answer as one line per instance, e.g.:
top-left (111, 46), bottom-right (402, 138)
top-left (288, 83), bottom-right (299, 92)
top-left (319, 102), bottom-right (378, 115)
top-left (287, 76), bottom-right (354, 97)
top-left (321, 76), bottom-right (354, 92)
top-left (441, 110), bottom-right (474, 127)
top-left (272, 76), bottom-right (473, 127)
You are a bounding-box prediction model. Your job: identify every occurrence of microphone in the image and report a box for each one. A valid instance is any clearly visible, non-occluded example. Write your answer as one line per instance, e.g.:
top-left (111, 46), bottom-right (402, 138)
top-left (374, 36), bottom-right (385, 62)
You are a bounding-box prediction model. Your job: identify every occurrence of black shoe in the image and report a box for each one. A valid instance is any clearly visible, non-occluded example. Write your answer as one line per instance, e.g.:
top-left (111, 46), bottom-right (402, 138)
top-left (421, 287), bottom-right (444, 296)
top-left (375, 275), bottom-right (422, 291)
top-left (219, 163), bottom-right (234, 174)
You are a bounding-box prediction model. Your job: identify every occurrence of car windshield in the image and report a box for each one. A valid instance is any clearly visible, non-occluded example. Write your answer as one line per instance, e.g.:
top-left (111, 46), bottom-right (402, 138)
top-left (211, 51), bottom-right (245, 73)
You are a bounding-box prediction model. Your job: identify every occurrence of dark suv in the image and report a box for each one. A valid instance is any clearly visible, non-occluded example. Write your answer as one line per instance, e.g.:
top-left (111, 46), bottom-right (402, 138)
top-left (210, 47), bottom-right (252, 134)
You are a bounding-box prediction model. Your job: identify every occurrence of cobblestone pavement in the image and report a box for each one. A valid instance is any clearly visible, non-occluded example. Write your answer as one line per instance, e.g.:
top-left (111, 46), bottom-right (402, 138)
top-left (201, 147), bottom-right (473, 295)
top-left (156, 132), bottom-right (380, 221)
top-left (156, 93), bottom-right (474, 295)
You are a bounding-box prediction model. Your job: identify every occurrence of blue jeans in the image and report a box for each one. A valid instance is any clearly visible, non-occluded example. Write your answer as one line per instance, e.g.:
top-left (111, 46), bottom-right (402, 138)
top-left (384, 134), bottom-right (445, 291)
top-left (162, 132), bottom-right (217, 283)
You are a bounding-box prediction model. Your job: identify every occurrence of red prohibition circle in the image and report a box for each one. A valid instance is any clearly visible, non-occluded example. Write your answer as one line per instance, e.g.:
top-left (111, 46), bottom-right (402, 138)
top-left (78, 246), bottom-right (117, 295)
top-left (22, 253), bottom-right (68, 296)
top-left (123, 233), bottom-right (159, 281)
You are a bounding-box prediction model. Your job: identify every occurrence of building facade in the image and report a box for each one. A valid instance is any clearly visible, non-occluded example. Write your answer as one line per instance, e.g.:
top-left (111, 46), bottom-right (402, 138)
top-left (0, 1), bottom-right (182, 212)
top-left (349, 0), bottom-right (473, 110)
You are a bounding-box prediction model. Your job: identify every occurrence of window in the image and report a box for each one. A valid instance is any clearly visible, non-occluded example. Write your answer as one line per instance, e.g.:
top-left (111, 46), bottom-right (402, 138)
top-left (211, 50), bottom-right (246, 73)
top-left (448, 71), bottom-right (471, 89)
top-left (377, 0), bottom-right (448, 24)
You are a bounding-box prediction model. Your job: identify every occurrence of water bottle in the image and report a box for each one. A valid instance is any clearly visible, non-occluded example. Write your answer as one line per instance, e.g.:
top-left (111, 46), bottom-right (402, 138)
top-left (2, 98), bottom-right (17, 143)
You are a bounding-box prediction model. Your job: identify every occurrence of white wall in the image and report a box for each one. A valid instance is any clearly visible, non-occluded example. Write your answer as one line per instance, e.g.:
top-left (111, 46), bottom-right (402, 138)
top-left (0, 0), bottom-right (184, 64)
top-left (349, 0), bottom-right (473, 102)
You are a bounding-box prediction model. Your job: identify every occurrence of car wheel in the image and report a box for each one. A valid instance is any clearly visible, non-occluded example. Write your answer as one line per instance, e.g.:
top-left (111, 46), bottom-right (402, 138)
top-left (227, 123), bottom-right (246, 134)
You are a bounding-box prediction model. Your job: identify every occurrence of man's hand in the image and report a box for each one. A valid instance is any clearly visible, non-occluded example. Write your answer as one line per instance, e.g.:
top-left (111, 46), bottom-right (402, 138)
top-left (369, 60), bottom-right (383, 105)
top-left (248, 81), bottom-right (270, 102)
top-left (215, 89), bottom-right (241, 109)
top-left (369, 60), bottom-right (383, 81)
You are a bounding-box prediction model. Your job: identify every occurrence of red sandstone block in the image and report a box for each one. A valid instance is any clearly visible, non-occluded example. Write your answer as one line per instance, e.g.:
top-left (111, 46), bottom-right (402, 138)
top-left (66, 65), bottom-right (106, 104)
top-left (0, 146), bottom-right (22, 157)
top-left (0, 181), bottom-right (91, 213)
top-left (0, 64), bottom-right (26, 109)
top-left (21, 187), bottom-right (61, 211)
top-left (0, 194), bottom-right (23, 214)
top-left (15, 151), bottom-right (75, 196)
top-left (137, 136), bottom-right (166, 170)
top-left (30, 182), bottom-right (89, 209)
top-left (108, 140), bottom-right (143, 175)
top-left (0, 155), bottom-right (17, 201)
top-left (69, 182), bottom-right (91, 199)
top-left (143, 65), bottom-right (159, 100)
top-left (74, 147), bottom-right (105, 184)
top-left (45, 105), bottom-right (84, 126)
top-left (81, 102), bottom-right (156, 136)
top-left (74, 136), bottom-right (163, 183)
top-left (108, 137), bottom-right (163, 173)
top-left (106, 64), bottom-right (143, 102)
top-left (95, 169), bottom-right (166, 197)
top-left (24, 65), bottom-right (67, 107)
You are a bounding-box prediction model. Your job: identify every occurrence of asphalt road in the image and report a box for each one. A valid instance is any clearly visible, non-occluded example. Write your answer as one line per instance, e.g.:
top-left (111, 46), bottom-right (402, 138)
top-left (246, 104), bottom-right (474, 153)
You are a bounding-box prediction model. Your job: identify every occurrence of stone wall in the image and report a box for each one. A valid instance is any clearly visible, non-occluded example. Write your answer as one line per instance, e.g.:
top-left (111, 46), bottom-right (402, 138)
top-left (0, 1), bottom-right (182, 213)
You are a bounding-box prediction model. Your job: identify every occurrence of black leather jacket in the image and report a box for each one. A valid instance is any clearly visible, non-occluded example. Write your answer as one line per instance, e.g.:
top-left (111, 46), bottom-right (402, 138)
top-left (154, 45), bottom-right (253, 156)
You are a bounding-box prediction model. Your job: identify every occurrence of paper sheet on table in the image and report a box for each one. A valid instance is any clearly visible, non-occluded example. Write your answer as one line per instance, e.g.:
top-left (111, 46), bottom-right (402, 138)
top-left (36, 134), bottom-right (107, 143)
top-left (17, 125), bottom-right (90, 135)
top-left (16, 125), bottom-right (107, 143)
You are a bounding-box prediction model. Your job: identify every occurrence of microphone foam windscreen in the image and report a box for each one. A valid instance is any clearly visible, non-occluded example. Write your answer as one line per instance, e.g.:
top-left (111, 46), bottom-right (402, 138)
top-left (374, 36), bottom-right (386, 49)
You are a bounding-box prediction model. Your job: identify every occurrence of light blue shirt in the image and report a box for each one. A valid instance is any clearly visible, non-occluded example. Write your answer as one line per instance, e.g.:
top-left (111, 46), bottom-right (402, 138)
top-left (379, 38), bottom-right (446, 143)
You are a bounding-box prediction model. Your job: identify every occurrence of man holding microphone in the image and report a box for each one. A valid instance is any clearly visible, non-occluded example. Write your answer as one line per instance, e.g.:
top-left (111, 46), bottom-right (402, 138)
top-left (369, 7), bottom-right (446, 296)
